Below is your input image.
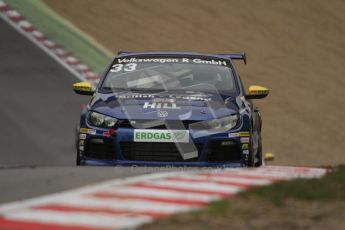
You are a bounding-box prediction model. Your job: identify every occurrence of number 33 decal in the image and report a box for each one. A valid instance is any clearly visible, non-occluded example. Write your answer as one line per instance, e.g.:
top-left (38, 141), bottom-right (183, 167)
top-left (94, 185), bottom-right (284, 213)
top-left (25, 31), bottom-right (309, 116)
top-left (110, 63), bottom-right (137, 72)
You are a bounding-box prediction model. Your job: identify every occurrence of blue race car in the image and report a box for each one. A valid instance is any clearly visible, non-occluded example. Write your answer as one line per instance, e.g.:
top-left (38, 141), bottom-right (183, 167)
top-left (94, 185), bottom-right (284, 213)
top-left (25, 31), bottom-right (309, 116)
top-left (73, 51), bottom-right (269, 167)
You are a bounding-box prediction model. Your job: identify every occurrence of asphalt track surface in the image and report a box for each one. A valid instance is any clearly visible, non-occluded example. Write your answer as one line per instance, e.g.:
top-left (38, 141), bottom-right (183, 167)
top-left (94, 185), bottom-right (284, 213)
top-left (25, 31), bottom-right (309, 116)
top-left (0, 18), bottom-right (174, 204)
top-left (0, 18), bottom-right (86, 167)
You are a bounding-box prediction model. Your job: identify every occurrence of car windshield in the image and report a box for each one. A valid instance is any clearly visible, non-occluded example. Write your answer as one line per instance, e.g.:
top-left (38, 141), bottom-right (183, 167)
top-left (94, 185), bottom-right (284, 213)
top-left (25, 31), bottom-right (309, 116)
top-left (101, 57), bottom-right (237, 94)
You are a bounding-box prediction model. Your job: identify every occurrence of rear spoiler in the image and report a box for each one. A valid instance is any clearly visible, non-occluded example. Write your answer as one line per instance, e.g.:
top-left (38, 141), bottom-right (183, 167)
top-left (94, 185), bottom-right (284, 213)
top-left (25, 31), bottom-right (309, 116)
top-left (117, 50), bottom-right (247, 64)
top-left (219, 52), bottom-right (247, 64)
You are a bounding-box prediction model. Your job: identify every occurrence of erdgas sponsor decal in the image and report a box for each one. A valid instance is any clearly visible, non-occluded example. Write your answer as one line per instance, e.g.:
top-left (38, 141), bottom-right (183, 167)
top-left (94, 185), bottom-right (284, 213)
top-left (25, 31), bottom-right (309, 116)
top-left (134, 129), bottom-right (189, 143)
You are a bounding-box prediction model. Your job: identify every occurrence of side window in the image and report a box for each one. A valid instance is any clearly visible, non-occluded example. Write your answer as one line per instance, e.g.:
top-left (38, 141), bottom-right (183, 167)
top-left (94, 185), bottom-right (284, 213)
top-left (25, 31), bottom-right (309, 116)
top-left (237, 74), bottom-right (246, 95)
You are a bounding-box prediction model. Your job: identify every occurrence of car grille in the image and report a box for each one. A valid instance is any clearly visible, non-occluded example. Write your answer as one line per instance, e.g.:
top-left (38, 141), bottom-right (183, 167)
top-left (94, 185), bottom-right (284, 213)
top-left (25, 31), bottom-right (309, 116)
top-left (116, 120), bottom-right (199, 129)
top-left (207, 140), bottom-right (242, 162)
top-left (84, 138), bottom-right (116, 160)
top-left (120, 142), bottom-right (203, 162)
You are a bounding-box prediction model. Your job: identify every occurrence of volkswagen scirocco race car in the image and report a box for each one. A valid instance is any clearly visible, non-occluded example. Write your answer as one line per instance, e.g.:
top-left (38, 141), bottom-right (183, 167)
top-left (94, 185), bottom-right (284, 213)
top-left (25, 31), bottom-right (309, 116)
top-left (73, 51), bottom-right (269, 167)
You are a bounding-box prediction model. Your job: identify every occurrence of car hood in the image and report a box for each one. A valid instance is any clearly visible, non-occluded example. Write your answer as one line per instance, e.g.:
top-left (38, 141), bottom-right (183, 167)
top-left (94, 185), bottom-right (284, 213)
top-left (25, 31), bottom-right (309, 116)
top-left (90, 91), bottom-right (240, 121)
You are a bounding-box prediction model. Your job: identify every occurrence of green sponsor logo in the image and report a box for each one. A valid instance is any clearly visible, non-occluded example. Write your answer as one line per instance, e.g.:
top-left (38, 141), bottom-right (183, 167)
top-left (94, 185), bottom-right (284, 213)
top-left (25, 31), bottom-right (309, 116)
top-left (135, 131), bottom-right (172, 140)
top-left (172, 131), bottom-right (187, 141)
top-left (134, 129), bottom-right (189, 143)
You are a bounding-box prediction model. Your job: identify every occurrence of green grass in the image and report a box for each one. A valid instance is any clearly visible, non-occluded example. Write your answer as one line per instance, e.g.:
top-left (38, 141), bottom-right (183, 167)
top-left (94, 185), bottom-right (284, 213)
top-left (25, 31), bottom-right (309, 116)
top-left (139, 167), bottom-right (345, 229)
top-left (208, 199), bottom-right (230, 213)
top-left (207, 165), bottom-right (344, 209)
top-left (6, 0), bottom-right (112, 73)
top-left (199, 165), bottom-right (343, 216)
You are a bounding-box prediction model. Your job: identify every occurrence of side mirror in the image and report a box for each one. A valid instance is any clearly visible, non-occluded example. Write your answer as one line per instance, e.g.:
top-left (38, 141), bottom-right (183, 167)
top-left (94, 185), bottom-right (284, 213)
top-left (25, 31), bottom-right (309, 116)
top-left (245, 85), bottom-right (269, 99)
top-left (73, 82), bottom-right (94, 96)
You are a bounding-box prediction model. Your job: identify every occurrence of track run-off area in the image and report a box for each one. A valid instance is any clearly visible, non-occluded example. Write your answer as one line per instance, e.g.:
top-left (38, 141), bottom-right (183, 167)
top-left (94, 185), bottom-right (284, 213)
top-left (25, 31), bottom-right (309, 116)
top-left (0, 167), bottom-right (326, 229)
top-left (0, 1), bottom-right (330, 229)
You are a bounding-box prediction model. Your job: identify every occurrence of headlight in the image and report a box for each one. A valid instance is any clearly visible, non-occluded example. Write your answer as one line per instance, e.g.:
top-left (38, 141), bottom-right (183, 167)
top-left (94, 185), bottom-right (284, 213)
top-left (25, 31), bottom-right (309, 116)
top-left (104, 116), bottom-right (117, 127)
top-left (88, 111), bottom-right (117, 128)
top-left (188, 114), bottom-right (240, 138)
top-left (206, 114), bottom-right (239, 131)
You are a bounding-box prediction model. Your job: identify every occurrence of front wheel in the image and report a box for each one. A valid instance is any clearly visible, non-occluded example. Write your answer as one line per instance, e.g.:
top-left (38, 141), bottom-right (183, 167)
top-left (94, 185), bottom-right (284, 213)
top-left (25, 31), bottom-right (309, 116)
top-left (254, 138), bottom-right (263, 167)
top-left (75, 124), bottom-right (81, 166)
top-left (76, 149), bottom-right (81, 166)
top-left (248, 133), bottom-right (263, 167)
top-left (248, 135), bottom-right (255, 167)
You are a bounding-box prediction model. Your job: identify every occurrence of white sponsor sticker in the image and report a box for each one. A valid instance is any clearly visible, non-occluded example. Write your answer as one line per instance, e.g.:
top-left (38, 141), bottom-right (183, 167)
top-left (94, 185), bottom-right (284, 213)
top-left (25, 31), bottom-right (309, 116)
top-left (79, 134), bottom-right (87, 140)
top-left (228, 133), bottom-right (240, 138)
top-left (243, 150), bottom-right (249, 155)
top-left (88, 129), bottom-right (96, 135)
top-left (240, 137), bottom-right (250, 143)
top-left (143, 102), bottom-right (181, 109)
top-left (134, 129), bottom-right (189, 143)
top-left (79, 146), bottom-right (84, 151)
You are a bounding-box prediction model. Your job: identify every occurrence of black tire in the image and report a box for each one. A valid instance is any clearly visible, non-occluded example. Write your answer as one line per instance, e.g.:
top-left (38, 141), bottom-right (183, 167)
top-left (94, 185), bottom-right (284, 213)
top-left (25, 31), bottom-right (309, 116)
top-left (75, 124), bottom-right (81, 166)
top-left (254, 138), bottom-right (263, 167)
top-left (248, 132), bottom-right (263, 167)
top-left (76, 149), bottom-right (81, 166)
top-left (248, 134), bottom-right (255, 167)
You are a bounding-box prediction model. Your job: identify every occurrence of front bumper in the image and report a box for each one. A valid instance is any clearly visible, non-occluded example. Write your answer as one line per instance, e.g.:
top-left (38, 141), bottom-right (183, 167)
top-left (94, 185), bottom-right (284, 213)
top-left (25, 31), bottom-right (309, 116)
top-left (78, 126), bottom-right (250, 167)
